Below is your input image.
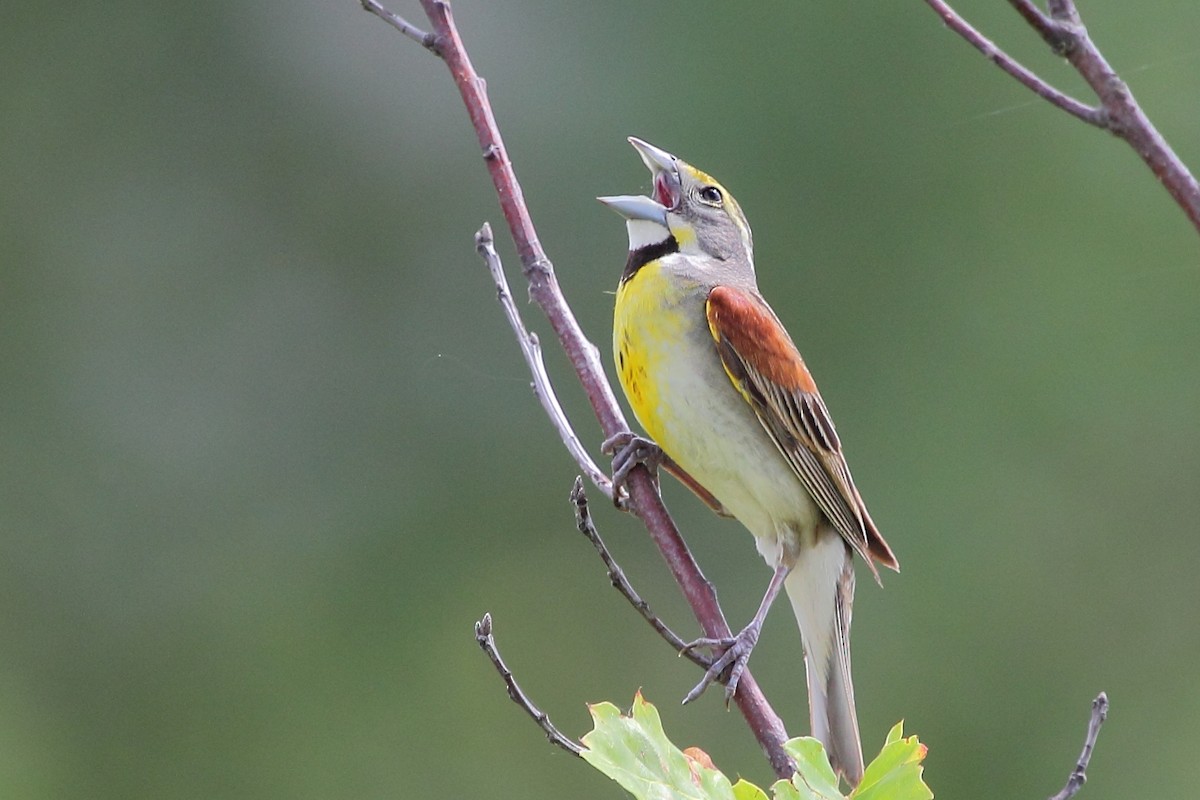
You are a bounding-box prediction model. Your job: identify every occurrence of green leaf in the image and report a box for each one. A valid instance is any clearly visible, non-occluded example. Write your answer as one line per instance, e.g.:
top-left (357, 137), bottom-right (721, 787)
top-left (851, 722), bottom-right (933, 800)
top-left (775, 737), bottom-right (846, 800)
top-left (580, 692), bottom-right (739, 800)
top-left (884, 721), bottom-right (905, 747)
top-left (580, 697), bottom-right (931, 800)
top-left (770, 779), bottom-right (803, 800)
top-left (731, 778), bottom-right (770, 800)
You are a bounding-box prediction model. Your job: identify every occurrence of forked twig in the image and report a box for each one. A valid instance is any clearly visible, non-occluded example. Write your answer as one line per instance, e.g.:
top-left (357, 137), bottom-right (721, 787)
top-left (474, 613), bottom-right (584, 757)
top-left (923, 0), bottom-right (1200, 233)
top-left (923, 0), bottom-right (1100, 124)
top-left (361, 0), bottom-right (438, 51)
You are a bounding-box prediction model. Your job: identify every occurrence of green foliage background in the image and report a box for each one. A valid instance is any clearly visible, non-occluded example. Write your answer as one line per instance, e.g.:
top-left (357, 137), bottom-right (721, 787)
top-left (2, 1), bottom-right (1198, 797)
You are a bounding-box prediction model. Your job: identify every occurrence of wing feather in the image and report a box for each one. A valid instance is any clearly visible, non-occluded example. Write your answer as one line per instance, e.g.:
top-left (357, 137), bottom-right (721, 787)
top-left (706, 286), bottom-right (898, 576)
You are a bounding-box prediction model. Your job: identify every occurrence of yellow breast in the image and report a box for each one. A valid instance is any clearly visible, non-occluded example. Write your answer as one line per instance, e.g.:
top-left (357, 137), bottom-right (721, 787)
top-left (613, 262), bottom-right (692, 448)
top-left (612, 259), bottom-right (822, 546)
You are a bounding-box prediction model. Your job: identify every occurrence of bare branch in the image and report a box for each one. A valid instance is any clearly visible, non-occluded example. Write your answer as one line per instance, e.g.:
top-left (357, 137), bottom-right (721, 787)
top-left (568, 477), bottom-right (710, 669)
top-left (923, 0), bottom-right (1100, 124)
top-left (475, 224), bottom-right (614, 498)
top-left (364, 0), bottom-right (794, 776)
top-left (1048, 692), bottom-right (1109, 800)
top-left (923, 0), bottom-right (1200, 234)
top-left (474, 613), bottom-right (584, 757)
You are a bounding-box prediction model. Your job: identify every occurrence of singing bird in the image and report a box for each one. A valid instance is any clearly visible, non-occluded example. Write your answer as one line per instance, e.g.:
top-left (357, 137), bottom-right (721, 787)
top-left (599, 138), bottom-right (898, 785)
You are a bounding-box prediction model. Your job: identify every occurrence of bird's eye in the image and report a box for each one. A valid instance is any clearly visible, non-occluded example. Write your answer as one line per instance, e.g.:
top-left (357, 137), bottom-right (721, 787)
top-left (698, 186), bottom-right (723, 206)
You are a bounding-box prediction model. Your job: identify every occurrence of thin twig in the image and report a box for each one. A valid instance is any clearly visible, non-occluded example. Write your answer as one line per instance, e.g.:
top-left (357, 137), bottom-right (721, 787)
top-left (1048, 692), bottom-right (1109, 800)
top-left (474, 613), bottom-right (584, 757)
top-left (569, 477), bottom-right (710, 669)
top-left (475, 225), bottom-right (613, 497)
top-left (923, 0), bottom-right (1200, 234)
top-left (364, 0), bottom-right (794, 777)
top-left (359, 0), bottom-right (439, 51)
top-left (923, 0), bottom-right (1100, 124)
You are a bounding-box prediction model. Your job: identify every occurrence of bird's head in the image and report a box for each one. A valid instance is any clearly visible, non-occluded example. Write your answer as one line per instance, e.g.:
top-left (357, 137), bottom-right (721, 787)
top-left (599, 137), bottom-right (754, 267)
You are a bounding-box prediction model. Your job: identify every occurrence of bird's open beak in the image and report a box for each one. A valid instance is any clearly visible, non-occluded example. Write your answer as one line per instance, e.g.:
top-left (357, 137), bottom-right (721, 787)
top-left (598, 136), bottom-right (682, 223)
top-left (596, 194), bottom-right (667, 225)
top-left (628, 136), bottom-right (676, 180)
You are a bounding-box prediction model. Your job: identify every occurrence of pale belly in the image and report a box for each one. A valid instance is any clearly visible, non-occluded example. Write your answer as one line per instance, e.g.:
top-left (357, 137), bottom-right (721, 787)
top-left (615, 274), bottom-right (820, 564)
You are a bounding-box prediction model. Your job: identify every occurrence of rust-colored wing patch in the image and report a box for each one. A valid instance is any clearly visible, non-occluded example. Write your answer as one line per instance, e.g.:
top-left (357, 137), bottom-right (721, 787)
top-left (705, 285), bottom-right (898, 576)
top-left (705, 286), bottom-right (818, 394)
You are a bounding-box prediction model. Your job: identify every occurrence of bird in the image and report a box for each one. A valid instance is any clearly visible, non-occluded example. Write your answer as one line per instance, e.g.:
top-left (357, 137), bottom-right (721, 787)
top-left (598, 137), bottom-right (899, 786)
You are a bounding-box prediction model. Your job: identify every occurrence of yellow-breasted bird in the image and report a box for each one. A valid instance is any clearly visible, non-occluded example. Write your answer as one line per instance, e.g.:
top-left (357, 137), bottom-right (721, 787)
top-left (599, 138), bottom-right (898, 786)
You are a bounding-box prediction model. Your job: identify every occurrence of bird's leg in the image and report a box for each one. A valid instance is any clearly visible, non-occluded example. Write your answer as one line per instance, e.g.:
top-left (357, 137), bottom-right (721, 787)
top-left (680, 561), bottom-right (792, 705)
top-left (601, 432), bottom-right (666, 507)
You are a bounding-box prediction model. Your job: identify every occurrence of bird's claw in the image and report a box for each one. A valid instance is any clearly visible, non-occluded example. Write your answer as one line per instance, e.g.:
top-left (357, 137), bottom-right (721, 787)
top-left (601, 432), bottom-right (664, 508)
top-left (680, 624), bottom-right (761, 705)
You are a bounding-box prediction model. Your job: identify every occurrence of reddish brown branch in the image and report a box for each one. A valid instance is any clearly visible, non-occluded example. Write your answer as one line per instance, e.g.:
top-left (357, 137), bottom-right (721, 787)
top-left (363, 0), bottom-right (793, 777)
top-left (925, 0), bottom-right (1200, 234)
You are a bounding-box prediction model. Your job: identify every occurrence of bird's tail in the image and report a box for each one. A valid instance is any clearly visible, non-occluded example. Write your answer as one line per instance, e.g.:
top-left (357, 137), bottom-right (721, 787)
top-left (784, 535), bottom-right (863, 787)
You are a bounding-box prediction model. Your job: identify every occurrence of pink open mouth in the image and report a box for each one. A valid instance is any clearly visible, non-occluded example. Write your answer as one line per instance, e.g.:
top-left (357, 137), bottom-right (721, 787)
top-left (654, 171), bottom-right (680, 210)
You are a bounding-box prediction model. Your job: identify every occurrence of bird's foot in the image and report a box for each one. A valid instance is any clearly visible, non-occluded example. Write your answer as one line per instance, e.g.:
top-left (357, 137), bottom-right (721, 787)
top-left (601, 432), bottom-right (664, 508)
top-left (680, 622), bottom-right (761, 706)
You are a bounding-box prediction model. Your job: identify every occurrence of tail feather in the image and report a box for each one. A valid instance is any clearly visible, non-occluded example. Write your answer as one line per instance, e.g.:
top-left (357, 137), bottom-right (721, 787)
top-left (785, 535), bottom-right (864, 787)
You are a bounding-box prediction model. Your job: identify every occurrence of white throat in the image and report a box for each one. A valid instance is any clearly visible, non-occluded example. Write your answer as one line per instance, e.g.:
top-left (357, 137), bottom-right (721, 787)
top-left (625, 219), bottom-right (671, 250)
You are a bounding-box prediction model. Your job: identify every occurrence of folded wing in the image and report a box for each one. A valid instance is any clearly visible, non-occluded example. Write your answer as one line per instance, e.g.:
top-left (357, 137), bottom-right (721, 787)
top-left (705, 285), bottom-right (899, 577)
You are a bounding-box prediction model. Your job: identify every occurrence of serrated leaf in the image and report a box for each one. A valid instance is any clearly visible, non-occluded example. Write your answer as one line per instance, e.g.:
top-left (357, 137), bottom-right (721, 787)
top-left (851, 722), bottom-right (933, 800)
top-left (580, 692), bottom-right (738, 800)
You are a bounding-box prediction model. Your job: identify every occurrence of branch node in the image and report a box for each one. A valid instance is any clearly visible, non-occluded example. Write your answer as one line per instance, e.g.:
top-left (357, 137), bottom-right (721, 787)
top-left (360, 0), bottom-right (441, 54)
top-left (1046, 19), bottom-right (1086, 59)
top-left (1047, 0), bottom-right (1081, 25)
top-left (523, 256), bottom-right (553, 282)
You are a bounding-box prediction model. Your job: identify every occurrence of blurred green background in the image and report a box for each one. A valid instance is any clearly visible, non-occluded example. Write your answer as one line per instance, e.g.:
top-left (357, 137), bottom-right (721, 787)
top-left (2, 1), bottom-right (1198, 797)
